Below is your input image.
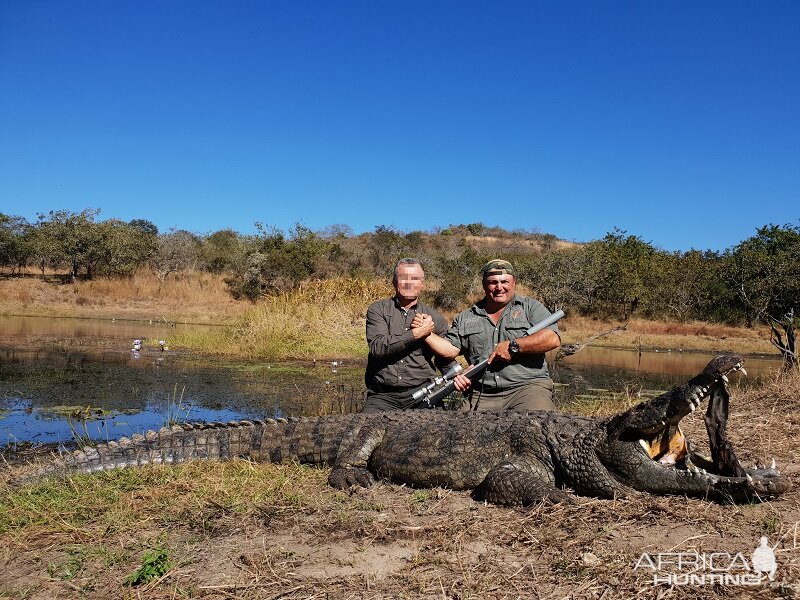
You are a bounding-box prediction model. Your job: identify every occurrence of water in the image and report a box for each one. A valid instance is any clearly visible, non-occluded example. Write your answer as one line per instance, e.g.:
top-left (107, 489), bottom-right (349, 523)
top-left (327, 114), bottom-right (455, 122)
top-left (0, 315), bottom-right (783, 446)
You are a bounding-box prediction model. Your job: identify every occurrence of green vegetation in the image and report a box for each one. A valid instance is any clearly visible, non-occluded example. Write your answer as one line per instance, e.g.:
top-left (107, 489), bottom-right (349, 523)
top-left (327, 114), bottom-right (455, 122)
top-left (0, 461), bottom-right (337, 538)
top-left (164, 384), bottom-right (191, 428)
top-left (123, 547), bottom-right (172, 586)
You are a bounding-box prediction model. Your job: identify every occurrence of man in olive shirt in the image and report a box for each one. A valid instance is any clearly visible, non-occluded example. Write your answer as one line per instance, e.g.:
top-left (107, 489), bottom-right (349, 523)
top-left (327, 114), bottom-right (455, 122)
top-left (414, 259), bottom-right (561, 411)
top-left (363, 258), bottom-right (452, 412)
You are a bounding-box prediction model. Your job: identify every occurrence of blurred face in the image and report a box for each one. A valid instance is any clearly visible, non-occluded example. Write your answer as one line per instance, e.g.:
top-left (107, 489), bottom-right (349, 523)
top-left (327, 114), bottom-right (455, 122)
top-left (394, 263), bottom-right (425, 302)
top-left (483, 273), bottom-right (516, 307)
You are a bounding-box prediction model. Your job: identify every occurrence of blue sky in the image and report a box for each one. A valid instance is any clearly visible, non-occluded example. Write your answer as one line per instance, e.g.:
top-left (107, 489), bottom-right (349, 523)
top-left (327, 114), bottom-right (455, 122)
top-left (1, 1), bottom-right (798, 252)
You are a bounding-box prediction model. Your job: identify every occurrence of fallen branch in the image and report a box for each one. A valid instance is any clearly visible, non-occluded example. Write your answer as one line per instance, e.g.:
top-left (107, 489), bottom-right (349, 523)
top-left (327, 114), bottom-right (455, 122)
top-left (555, 323), bottom-right (628, 362)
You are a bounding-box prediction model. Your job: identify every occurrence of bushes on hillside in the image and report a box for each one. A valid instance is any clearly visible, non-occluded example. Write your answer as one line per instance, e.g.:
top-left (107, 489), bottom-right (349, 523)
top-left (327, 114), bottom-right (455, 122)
top-left (1, 211), bottom-right (798, 329)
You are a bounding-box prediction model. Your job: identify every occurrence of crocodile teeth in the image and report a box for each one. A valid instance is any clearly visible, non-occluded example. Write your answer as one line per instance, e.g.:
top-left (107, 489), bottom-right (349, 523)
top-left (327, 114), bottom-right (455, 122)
top-left (721, 374), bottom-right (729, 383)
top-left (740, 367), bottom-right (747, 376)
top-left (747, 474), bottom-right (754, 482)
top-left (771, 458), bottom-right (777, 470)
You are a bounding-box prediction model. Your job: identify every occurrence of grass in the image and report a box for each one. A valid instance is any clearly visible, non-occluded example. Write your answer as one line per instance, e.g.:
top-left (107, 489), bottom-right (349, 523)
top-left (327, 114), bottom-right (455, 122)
top-left (0, 461), bottom-right (333, 538)
top-left (0, 270), bottom-right (783, 360)
top-left (559, 314), bottom-right (776, 356)
top-left (174, 277), bottom-right (392, 359)
top-left (0, 270), bottom-right (244, 323)
top-left (163, 384), bottom-right (190, 427)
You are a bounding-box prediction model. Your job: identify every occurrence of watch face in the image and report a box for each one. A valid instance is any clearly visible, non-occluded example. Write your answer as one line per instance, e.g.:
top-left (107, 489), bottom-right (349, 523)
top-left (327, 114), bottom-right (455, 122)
top-left (509, 339), bottom-right (519, 353)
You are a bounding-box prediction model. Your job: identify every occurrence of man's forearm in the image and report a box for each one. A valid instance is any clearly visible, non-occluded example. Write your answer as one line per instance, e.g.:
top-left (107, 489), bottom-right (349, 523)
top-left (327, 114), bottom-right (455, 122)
top-left (423, 333), bottom-right (461, 360)
top-left (517, 328), bottom-right (560, 354)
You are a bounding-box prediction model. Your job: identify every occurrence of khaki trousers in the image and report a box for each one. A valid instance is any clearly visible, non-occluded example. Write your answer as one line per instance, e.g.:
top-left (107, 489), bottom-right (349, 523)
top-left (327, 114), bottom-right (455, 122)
top-left (462, 379), bottom-right (555, 412)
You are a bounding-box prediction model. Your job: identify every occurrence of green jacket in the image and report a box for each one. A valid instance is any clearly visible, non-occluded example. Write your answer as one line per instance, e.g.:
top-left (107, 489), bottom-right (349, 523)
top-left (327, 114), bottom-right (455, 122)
top-left (445, 295), bottom-right (560, 392)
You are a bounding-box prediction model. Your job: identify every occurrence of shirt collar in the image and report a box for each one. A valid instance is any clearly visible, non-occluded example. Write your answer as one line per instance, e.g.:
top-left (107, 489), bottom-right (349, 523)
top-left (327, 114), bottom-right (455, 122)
top-left (473, 294), bottom-right (519, 316)
top-left (393, 296), bottom-right (419, 311)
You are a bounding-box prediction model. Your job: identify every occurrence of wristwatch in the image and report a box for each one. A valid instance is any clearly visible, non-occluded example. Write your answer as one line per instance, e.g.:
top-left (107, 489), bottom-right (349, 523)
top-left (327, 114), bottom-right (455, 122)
top-left (508, 339), bottom-right (521, 355)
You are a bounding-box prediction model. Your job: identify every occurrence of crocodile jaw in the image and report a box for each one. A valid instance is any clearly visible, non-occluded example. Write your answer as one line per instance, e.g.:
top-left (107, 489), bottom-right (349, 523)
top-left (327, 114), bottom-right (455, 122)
top-left (601, 355), bottom-right (792, 502)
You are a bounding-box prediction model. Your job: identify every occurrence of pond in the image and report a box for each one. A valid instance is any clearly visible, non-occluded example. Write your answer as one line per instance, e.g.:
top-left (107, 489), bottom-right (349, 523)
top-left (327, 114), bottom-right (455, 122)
top-left (0, 315), bottom-right (783, 447)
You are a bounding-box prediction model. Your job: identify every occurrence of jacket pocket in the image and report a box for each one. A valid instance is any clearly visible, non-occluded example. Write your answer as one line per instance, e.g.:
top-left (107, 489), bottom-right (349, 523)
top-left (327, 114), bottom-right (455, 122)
top-left (505, 323), bottom-right (529, 340)
top-left (461, 319), bottom-right (487, 363)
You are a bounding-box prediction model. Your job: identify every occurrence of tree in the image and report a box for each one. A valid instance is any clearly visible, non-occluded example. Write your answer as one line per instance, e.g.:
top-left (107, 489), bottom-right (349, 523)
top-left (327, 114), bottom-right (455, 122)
top-left (150, 229), bottom-right (200, 282)
top-left (649, 250), bottom-right (720, 322)
top-left (200, 229), bottom-right (243, 273)
top-left (94, 219), bottom-right (157, 276)
top-left (594, 228), bottom-right (657, 319)
top-left (724, 223), bottom-right (800, 327)
top-left (370, 225), bottom-right (408, 272)
top-left (429, 245), bottom-right (482, 310)
top-left (0, 213), bottom-right (35, 273)
top-left (225, 223), bottom-right (333, 299)
top-left (35, 209), bottom-right (103, 280)
top-left (128, 219), bottom-right (159, 238)
top-left (769, 311), bottom-right (798, 372)
top-left (519, 247), bottom-right (608, 314)
top-left (466, 222), bottom-right (486, 236)
top-left (319, 224), bottom-right (353, 240)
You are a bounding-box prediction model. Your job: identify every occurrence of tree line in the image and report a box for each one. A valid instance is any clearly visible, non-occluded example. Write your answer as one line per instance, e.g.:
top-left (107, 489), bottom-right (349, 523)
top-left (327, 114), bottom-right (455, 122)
top-left (1, 209), bottom-right (798, 330)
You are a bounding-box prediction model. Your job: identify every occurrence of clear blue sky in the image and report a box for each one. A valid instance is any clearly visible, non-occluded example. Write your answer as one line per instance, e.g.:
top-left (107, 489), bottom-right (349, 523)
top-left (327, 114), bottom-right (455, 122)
top-left (1, 1), bottom-right (798, 252)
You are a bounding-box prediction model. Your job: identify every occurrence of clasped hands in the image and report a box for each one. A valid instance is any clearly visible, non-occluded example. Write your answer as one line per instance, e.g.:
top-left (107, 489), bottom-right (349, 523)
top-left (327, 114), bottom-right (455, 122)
top-left (410, 314), bottom-right (515, 393)
top-left (410, 313), bottom-right (435, 339)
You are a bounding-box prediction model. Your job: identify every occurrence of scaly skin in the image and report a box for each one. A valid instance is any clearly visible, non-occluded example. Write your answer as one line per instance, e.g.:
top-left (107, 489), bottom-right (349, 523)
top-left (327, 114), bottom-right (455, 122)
top-left (12, 355), bottom-right (791, 505)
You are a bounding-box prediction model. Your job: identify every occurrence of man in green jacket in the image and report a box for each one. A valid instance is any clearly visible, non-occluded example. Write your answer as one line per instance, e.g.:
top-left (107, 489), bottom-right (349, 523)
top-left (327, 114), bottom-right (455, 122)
top-left (414, 259), bottom-right (561, 411)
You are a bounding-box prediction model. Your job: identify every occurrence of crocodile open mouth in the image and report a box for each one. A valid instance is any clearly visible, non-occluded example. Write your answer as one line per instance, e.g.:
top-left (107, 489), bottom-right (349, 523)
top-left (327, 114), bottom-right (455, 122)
top-left (639, 363), bottom-right (750, 476)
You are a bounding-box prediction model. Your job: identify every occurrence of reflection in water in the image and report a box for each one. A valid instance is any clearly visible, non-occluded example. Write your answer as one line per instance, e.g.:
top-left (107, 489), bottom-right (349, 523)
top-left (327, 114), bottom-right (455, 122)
top-left (0, 315), bottom-right (783, 446)
top-left (560, 346), bottom-right (778, 378)
top-left (0, 314), bottom-right (201, 342)
top-left (551, 346), bottom-right (779, 410)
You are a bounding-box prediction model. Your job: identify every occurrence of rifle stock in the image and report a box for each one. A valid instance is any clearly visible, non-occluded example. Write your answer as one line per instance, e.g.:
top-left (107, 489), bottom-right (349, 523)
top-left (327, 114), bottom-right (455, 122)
top-left (413, 309), bottom-right (565, 408)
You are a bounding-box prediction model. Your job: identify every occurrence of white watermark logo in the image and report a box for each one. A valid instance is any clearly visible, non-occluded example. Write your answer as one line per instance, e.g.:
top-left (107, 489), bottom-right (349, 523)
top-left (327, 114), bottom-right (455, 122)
top-left (634, 537), bottom-right (778, 586)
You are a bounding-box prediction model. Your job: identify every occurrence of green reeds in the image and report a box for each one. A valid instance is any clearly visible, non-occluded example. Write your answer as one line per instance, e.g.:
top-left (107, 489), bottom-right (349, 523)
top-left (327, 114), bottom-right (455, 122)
top-left (65, 405), bottom-right (109, 449)
top-left (164, 384), bottom-right (190, 427)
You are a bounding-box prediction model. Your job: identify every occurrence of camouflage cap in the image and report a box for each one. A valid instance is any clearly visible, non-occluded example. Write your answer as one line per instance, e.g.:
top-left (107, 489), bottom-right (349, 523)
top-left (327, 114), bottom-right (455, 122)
top-left (481, 259), bottom-right (516, 279)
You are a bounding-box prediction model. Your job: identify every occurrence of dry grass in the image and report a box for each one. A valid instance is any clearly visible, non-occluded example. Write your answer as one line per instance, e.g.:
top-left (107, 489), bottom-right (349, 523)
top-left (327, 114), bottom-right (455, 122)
top-left (175, 278), bottom-right (392, 359)
top-left (560, 314), bottom-right (776, 356)
top-left (0, 270), bottom-right (245, 323)
top-left (2, 375), bottom-right (799, 599)
top-left (0, 271), bottom-right (785, 360)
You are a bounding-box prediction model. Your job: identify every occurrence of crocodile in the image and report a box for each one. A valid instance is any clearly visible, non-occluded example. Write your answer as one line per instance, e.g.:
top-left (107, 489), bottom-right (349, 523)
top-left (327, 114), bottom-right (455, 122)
top-left (11, 355), bottom-right (791, 504)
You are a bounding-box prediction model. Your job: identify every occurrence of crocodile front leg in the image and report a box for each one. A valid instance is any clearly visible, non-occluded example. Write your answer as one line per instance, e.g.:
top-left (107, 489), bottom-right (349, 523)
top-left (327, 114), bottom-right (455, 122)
top-left (328, 420), bottom-right (385, 489)
top-left (473, 456), bottom-right (575, 506)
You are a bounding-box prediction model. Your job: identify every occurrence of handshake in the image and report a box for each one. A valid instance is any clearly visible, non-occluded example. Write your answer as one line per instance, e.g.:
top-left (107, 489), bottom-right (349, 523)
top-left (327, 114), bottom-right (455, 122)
top-left (410, 313), bottom-right (436, 339)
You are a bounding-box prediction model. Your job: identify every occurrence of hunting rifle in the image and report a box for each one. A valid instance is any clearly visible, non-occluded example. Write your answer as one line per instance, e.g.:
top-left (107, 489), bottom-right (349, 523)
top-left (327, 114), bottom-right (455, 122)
top-left (412, 309), bottom-right (565, 408)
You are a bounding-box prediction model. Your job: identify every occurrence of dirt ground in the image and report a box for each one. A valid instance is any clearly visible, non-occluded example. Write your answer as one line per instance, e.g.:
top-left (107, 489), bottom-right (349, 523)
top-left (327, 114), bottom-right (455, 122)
top-left (2, 384), bottom-right (799, 599)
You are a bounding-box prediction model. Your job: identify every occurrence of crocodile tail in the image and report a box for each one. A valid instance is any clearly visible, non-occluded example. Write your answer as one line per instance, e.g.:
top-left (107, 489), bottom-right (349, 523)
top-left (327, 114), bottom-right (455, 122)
top-left (12, 414), bottom-right (367, 485)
